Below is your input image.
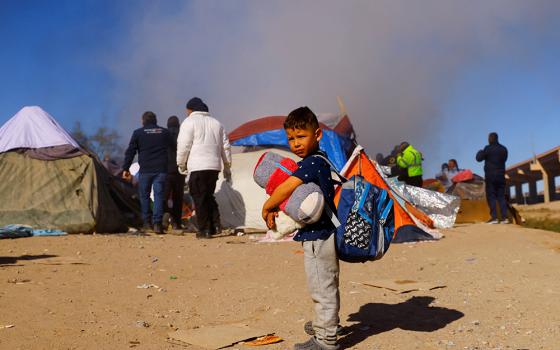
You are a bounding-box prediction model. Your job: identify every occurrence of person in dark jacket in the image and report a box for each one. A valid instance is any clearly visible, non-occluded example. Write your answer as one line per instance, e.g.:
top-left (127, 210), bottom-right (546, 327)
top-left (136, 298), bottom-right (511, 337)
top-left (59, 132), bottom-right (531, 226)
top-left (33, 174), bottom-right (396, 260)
top-left (476, 132), bottom-right (509, 224)
top-left (122, 111), bottom-right (171, 234)
top-left (163, 116), bottom-right (185, 230)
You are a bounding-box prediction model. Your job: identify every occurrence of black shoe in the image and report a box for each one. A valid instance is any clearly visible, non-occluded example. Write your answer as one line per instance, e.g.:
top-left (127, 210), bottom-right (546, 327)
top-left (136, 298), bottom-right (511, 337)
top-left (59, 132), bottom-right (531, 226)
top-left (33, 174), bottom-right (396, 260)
top-left (162, 212), bottom-right (171, 228)
top-left (141, 223), bottom-right (153, 232)
top-left (213, 224), bottom-right (222, 235)
top-left (154, 223), bottom-right (165, 235)
top-left (196, 230), bottom-right (211, 239)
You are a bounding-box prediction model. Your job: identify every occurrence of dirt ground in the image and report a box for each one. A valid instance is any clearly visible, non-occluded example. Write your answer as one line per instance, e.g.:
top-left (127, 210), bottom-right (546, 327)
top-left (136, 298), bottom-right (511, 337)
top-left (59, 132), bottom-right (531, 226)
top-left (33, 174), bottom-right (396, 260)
top-left (1, 223), bottom-right (559, 350)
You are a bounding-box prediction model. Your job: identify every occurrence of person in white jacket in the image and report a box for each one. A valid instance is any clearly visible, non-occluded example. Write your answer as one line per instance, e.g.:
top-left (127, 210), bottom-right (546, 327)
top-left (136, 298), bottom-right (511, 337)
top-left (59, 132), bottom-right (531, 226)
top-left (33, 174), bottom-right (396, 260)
top-left (177, 97), bottom-right (232, 239)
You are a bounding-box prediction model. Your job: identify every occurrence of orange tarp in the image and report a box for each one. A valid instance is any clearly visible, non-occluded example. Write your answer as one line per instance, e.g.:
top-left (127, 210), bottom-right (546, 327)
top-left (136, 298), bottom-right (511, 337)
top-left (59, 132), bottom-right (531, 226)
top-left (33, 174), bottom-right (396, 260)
top-left (334, 150), bottom-right (434, 232)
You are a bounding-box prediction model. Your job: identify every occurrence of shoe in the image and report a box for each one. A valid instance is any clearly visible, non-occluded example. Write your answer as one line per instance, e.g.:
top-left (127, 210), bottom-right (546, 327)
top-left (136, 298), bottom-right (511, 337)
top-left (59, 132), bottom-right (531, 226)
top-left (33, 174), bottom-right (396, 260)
top-left (486, 219), bottom-right (499, 224)
top-left (499, 218), bottom-right (510, 224)
top-left (214, 224), bottom-right (222, 235)
top-left (196, 230), bottom-right (211, 239)
top-left (141, 223), bottom-right (153, 232)
top-left (293, 337), bottom-right (339, 350)
top-left (304, 321), bottom-right (344, 336)
top-left (171, 221), bottom-right (182, 230)
top-left (153, 223), bottom-right (165, 235)
top-left (162, 212), bottom-right (171, 228)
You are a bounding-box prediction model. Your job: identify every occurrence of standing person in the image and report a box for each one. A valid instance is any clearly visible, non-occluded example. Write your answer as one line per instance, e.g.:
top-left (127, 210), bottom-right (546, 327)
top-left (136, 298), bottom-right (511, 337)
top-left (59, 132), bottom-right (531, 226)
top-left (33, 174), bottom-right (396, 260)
top-left (164, 116), bottom-right (186, 230)
top-left (396, 141), bottom-right (424, 187)
top-left (122, 111), bottom-right (170, 234)
top-left (176, 97), bottom-right (232, 239)
top-left (476, 132), bottom-right (509, 224)
top-left (262, 106), bottom-right (340, 350)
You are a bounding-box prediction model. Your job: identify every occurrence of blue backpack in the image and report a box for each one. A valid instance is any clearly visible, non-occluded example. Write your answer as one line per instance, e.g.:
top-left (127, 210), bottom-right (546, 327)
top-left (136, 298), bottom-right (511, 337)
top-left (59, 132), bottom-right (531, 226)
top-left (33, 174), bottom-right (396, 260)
top-left (314, 155), bottom-right (395, 263)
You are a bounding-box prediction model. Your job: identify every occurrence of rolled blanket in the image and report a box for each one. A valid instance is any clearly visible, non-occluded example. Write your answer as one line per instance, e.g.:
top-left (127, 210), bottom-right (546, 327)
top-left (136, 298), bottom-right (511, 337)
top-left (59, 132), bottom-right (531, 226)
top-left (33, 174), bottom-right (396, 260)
top-left (254, 152), bottom-right (298, 195)
top-left (284, 183), bottom-right (325, 224)
top-left (254, 151), bottom-right (325, 225)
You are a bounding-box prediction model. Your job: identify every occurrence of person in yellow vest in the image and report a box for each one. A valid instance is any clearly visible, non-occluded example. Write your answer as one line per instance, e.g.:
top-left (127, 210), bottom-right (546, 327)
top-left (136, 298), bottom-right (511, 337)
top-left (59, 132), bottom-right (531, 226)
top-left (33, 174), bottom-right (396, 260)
top-left (396, 141), bottom-right (424, 187)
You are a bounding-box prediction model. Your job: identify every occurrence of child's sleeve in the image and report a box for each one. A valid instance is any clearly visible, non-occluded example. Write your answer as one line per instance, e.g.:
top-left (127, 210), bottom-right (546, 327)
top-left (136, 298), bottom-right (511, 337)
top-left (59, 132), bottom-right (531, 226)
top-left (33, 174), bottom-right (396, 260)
top-left (291, 158), bottom-right (318, 183)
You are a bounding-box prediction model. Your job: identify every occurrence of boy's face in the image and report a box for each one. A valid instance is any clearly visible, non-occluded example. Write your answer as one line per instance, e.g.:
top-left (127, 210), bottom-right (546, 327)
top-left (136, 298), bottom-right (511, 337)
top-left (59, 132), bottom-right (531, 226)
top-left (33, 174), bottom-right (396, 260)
top-left (285, 127), bottom-right (322, 158)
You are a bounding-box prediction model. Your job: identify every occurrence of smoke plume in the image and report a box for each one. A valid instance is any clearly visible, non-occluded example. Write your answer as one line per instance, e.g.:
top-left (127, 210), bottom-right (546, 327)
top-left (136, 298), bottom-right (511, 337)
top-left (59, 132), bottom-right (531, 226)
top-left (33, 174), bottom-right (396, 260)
top-left (107, 0), bottom-right (560, 160)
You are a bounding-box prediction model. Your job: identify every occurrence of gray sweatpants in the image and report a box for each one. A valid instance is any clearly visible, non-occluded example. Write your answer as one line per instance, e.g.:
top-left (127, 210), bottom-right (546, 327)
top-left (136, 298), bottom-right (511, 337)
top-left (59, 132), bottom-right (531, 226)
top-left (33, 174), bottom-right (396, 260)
top-left (303, 233), bottom-right (340, 347)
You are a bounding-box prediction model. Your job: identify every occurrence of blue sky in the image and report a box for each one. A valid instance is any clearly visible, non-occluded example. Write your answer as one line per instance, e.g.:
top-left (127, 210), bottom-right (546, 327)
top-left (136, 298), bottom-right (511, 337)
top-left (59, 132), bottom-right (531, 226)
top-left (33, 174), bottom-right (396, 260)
top-left (0, 0), bottom-right (124, 129)
top-left (1, 1), bottom-right (559, 179)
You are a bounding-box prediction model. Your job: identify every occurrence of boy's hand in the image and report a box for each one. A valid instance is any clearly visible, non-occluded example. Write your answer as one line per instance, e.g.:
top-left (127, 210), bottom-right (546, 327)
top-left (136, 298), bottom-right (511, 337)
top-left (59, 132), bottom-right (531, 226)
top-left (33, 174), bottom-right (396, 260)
top-left (266, 211), bottom-right (278, 230)
top-left (262, 208), bottom-right (278, 229)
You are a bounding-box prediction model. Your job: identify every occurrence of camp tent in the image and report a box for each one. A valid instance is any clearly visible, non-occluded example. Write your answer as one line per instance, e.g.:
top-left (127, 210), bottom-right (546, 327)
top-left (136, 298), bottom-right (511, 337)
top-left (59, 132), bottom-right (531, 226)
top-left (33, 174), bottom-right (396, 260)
top-left (336, 146), bottom-right (456, 242)
top-left (214, 147), bottom-right (298, 230)
top-left (0, 106), bottom-right (141, 233)
top-left (228, 115), bottom-right (355, 171)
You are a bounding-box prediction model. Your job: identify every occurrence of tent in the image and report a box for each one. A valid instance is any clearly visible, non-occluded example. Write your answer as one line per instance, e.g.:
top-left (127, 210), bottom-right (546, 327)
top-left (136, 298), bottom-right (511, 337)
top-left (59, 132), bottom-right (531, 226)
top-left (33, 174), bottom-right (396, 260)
top-left (228, 115), bottom-right (355, 171)
top-left (336, 146), bottom-right (456, 242)
top-left (0, 106), bottom-right (141, 233)
top-left (214, 147), bottom-right (298, 230)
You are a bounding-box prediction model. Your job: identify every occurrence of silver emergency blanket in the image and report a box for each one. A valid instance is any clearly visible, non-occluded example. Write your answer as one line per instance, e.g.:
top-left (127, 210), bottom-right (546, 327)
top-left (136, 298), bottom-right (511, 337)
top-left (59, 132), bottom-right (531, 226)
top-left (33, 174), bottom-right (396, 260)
top-left (379, 165), bottom-right (393, 176)
top-left (388, 178), bottom-right (461, 229)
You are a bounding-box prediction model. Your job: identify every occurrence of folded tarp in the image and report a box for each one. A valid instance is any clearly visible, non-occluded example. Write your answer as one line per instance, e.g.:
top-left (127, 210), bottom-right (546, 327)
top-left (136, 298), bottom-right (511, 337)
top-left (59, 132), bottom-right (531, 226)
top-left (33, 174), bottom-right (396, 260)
top-left (0, 224), bottom-right (67, 239)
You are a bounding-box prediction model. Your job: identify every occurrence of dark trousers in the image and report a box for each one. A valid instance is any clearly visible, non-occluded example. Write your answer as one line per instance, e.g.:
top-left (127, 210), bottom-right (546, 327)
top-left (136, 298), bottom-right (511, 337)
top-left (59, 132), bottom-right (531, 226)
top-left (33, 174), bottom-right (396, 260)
top-left (406, 175), bottom-right (423, 187)
top-left (188, 170), bottom-right (220, 233)
top-left (485, 175), bottom-right (508, 220)
top-left (138, 172), bottom-right (167, 225)
top-left (164, 173), bottom-right (186, 224)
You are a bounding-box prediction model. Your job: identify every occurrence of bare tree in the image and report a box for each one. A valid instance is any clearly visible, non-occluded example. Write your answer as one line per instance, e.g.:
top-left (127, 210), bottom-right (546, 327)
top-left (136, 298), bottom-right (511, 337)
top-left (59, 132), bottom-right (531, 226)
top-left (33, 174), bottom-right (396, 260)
top-left (71, 122), bottom-right (124, 164)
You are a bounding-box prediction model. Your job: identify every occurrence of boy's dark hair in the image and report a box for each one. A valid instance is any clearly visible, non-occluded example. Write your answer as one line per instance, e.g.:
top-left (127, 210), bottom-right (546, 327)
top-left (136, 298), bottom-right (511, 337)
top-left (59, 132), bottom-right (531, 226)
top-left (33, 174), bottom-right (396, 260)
top-left (142, 111), bottom-right (157, 126)
top-left (284, 106), bottom-right (319, 131)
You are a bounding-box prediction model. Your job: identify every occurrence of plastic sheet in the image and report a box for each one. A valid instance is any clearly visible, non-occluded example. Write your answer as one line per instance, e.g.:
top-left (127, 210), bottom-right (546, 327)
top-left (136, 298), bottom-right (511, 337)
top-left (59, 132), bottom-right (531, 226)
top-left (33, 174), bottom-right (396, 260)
top-left (389, 179), bottom-right (461, 229)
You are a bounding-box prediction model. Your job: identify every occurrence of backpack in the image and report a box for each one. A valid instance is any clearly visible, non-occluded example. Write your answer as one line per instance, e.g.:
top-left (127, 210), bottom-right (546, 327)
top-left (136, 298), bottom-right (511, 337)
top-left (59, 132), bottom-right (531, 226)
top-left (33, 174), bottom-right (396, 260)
top-left (314, 155), bottom-right (396, 263)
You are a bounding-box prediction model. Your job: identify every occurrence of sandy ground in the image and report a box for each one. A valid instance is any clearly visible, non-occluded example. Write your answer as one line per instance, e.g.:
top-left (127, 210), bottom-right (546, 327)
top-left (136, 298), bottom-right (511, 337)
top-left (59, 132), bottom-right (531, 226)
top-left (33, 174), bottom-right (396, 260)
top-left (1, 223), bottom-right (559, 350)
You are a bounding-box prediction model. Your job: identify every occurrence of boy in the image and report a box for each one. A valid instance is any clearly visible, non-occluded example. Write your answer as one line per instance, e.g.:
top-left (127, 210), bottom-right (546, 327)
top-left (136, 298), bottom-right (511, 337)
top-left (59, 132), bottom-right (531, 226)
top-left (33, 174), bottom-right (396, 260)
top-left (262, 106), bottom-right (340, 350)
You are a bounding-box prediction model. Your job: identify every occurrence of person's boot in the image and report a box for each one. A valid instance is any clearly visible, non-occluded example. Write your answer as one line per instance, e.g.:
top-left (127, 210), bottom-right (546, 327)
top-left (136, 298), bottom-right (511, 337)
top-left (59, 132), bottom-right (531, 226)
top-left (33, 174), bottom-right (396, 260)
top-left (196, 230), bottom-right (211, 239)
top-left (153, 222), bottom-right (165, 235)
top-left (141, 221), bottom-right (153, 233)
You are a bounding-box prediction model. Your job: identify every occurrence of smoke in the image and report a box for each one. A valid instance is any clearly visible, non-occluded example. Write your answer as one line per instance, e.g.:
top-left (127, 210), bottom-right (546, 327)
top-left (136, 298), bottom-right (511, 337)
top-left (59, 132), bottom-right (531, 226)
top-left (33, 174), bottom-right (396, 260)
top-left (107, 0), bottom-right (560, 159)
